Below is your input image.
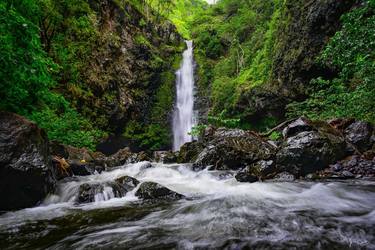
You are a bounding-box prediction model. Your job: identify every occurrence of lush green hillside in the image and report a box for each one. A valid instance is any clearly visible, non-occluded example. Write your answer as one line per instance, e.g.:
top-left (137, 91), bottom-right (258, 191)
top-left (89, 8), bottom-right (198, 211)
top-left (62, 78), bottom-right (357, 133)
top-left (191, 0), bottom-right (374, 130)
top-left (1, 0), bottom-right (373, 151)
top-left (0, 0), bottom-right (185, 150)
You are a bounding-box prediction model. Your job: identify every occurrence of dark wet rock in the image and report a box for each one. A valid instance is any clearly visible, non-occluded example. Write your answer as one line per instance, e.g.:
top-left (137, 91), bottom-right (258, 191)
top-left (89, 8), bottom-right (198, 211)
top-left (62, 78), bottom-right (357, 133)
top-left (251, 160), bottom-right (277, 178)
top-left (276, 119), bottom-right (346, 176)
top-left (69, 161), bottom-right (96, 176)
top-left (282, 118), bottom-right (314, 138)
top-left (202, 125), bottom-right (217, 143)
top-left (153, 151), bottom-right (177, 163)
top-left (319, 155), bottom-right (375, 179)
top-left (0, 112), bottom-right (57, 211)
top-left (104, 148), bottom-right (134, 167)
top-left (77, 183), bottom-right (105, 203)
top-left (305, 173), bottom-right (321, 180)
top-left (52, 156), bottom-right (73, 180)
top-left (272, 172), bottom-right (296, 182)
top-left (235, 160), bottom-right (278, 183)
top-left (77, 176), bottom-right (140, 203)
top-left (77, 180), bottom-right (132, 204)
top-left (50, 141), bottom-right (107, 176)
top-left (163, 151), bottom-right (178, 164)
top-left (235, 171), bottom-right (258, 183)
top-left (344, 121), bottom-right (374, 153)
top-left (115, 176), bottom-right (139, 191)
top-left (194, 127), bottom-right (277, 170)
top-left (103, 148), bottom-right (151, 168)
top-left (139, 161), bottom-right (153, 170)
top-left (177, 141), bottom-right (205, 163)
top-left (135, 182), bottom-right (184, 200)
top-left (328, 118), bottom-right (355, 131)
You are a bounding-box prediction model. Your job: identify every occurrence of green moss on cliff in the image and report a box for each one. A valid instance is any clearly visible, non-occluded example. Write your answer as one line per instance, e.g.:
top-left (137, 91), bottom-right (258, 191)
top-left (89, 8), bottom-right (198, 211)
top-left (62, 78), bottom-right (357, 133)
top-left (191, 0), bottom-right (284, 127)
top-left (1, 0), bottom-right (184, 150)
top-left (287, 1), bottom-right (375, 123)
top-left (123, 51), bottom-right (182, 150)
top-left (192, 0), bottom-right (369, 131)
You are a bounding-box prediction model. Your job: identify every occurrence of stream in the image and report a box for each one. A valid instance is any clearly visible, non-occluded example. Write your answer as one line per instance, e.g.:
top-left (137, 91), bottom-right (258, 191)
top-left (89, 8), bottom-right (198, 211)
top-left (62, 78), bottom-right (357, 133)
top-left (0, 162), bottom-right (374, 249)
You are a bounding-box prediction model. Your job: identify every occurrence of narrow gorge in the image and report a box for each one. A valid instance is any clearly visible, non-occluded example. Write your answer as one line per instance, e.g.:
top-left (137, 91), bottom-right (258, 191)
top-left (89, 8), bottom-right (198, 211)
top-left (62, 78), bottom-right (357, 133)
top-left (0, 0), bottom-right (374, 249)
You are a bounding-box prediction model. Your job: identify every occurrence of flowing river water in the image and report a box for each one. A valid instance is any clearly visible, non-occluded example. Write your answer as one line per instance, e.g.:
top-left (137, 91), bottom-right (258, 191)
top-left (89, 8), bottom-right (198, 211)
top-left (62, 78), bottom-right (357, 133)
top-left (0, 162), bottom-right (374, 249)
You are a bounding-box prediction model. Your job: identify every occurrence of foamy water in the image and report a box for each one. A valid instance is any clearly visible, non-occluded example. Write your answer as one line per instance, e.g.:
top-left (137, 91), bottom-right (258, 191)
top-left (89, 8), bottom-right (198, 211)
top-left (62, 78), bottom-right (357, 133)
top-left (0, 162), bottom-right (374, 249)
top-left (173, 41), bottom-right (196, 151)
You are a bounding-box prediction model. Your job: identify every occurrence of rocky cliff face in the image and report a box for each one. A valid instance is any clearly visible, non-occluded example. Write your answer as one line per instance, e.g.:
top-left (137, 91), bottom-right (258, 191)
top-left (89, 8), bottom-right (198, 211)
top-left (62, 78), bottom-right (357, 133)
top-left (193, 0), bottom-right (358, 129)
top-left (235, 0), bottom-right (357, 124)
top-left (55, 0), bottom-right (183, 135)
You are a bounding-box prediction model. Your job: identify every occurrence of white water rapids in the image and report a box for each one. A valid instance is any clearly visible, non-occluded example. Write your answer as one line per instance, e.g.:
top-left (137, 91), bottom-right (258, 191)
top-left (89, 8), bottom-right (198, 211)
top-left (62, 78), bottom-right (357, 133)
top-left (173, 41), bottom-right (196, 151)
top-left (0, 162), bottom-right (374, 249)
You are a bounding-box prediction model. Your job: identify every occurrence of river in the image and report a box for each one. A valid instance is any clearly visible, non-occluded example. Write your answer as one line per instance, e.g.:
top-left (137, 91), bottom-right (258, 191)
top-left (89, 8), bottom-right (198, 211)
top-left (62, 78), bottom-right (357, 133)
top-left (0, 162), bottom-right (374, 249)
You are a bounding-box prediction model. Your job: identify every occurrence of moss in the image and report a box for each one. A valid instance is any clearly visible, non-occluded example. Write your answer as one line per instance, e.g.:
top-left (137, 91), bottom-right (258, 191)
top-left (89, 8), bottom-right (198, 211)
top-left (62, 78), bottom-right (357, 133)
top-left (135, 34), bottom-right (152, 48)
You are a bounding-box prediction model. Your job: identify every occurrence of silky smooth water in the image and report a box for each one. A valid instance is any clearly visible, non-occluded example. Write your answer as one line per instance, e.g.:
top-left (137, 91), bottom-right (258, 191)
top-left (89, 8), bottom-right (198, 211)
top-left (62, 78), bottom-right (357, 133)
top-left (0, 162), bottom-right (374, 249)
top-left (173, 41), bottom-right (196, 151)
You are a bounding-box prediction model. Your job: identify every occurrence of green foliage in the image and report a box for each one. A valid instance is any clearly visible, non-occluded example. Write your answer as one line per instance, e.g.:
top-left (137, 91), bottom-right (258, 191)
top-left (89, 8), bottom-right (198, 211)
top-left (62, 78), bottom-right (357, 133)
top-left (189, 124), bottom-right (207, 137)
top-left (123, 61), bottom-right (178, 150)
top-left (269, 131), bottom-right (282, 141)
top-left (191, 0), bottom-right (284, 123)
top-left (135, 34), bottom-right (152, 47)
top-left (30, 107), bottom-right (106, 151)
top-left (287, 2), bottom-right (375, 123)
top-left (208, 110), bottom-right (240, 128)
top-left (123, 121), bottom-right (170, 150)
top-left (0, 2), bottom-right (56, 115)
top-left (0, 1), bottom-right (105, 149)
top-left (145, 0), bottom-right (207, 39)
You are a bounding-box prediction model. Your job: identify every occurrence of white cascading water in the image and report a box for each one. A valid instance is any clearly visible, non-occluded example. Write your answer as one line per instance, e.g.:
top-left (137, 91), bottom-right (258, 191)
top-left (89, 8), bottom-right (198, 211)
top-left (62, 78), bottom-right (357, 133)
top-left (0, 162), bottom-right (374, 249)
top-left (173, 40), bottom-right (196, 151)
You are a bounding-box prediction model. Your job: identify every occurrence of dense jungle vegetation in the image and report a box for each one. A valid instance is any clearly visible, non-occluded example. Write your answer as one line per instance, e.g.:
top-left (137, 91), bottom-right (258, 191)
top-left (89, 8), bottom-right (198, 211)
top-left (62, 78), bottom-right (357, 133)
top-left (191, 0), bottom-right (375, 131)
top-left (1, 0), bottom-right (374, 150)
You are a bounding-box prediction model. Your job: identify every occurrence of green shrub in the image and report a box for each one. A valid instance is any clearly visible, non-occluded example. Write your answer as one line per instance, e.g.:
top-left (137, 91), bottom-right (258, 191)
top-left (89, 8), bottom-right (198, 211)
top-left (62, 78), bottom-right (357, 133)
top-left (287, 2), bottom-right (375, 123)
top-left (269, 131), bottom-right (282, 141)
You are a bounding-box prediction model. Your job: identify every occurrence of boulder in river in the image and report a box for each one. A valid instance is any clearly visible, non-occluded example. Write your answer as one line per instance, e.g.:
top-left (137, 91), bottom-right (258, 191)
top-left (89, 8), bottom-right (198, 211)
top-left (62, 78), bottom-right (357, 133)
top-left (235, 171), bottom-right (258, 183)
top-left (194, 127), bottom-right (277, 170)
top-left (115, 175), bottom-right (140, 190)
top-left (135, 182), bottom-right (184, 200)
top-left (318, 155), bottom-right (375, 179)
top-left (104, 148), bottom-right (151, 168)
top-left (177, 141), bottom-right (204, 163)
top-left (344, 121), bottom-right (374, 153)
top-left (0, 112), bottom-right (56, 211)
top-left (77, 176), bottom-right (140, 204)
top-left (235, 160), bottom-right (278, 183)
top-left (276, 119), bottom-right (347, 176)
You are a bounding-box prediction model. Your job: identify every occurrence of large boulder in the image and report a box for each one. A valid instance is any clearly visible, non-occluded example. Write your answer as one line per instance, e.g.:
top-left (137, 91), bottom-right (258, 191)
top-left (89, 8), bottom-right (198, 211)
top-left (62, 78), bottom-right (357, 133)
top-left (344, 121), bottom-right (374, 153)
top-left (135, 182), bottom-right (184, 200)
top-left (115, 175), bottom-right (140, 190)
top-left (105, 148), bottom-right (150, 168)
top-left (276, 118), bottom-right (347, 176)
top-left (318, 155), bottom-right (375, 179)
top-left (194, 128), bottom-right (277, 170)
top-left (50, 142), bottom-right (150, 179)
top-left (177, 141), bottom-right (204, 163)
top-left (50, 141), bottom-right (106, 179)
top-left (0, 112), bottom-right (56, 211)
top-left (235, 160), bottom-right (278, 183)
top-left (77, 176), bottom-right (139, 204)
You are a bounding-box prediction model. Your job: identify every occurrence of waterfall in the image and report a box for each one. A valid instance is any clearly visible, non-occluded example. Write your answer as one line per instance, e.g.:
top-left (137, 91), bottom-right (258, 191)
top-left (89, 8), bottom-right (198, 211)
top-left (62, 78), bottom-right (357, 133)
top-left (172, 40), bottom-right (196, 151)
